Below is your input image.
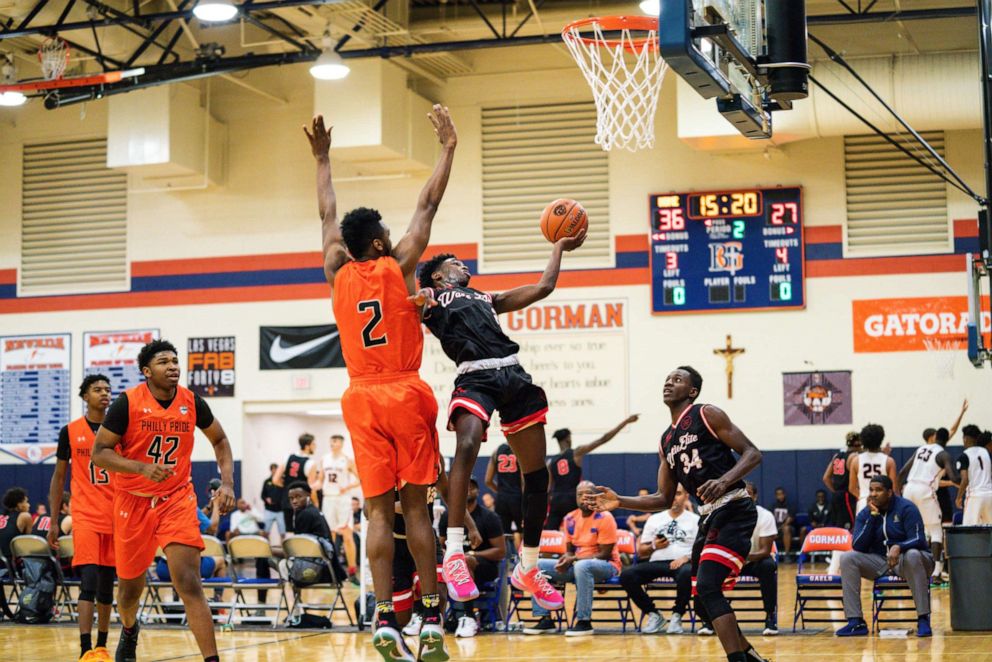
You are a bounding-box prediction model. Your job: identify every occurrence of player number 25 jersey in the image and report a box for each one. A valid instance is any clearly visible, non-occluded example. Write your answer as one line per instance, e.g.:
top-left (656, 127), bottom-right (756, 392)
top-left (661, 404), bottom-right (743, 503)
top-left (68, 416), bottom-right (115, 533)
top-left (118, 383), bottom-right (198, 496)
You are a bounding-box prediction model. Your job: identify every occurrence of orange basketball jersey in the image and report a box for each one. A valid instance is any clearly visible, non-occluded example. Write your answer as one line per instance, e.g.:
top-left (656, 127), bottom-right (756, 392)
top-left (117, 383), bottom-right (198, 496)
top-left (67, 417), bottom-right (115, 534)
top-left (332, 257), bottom-right (424, 378)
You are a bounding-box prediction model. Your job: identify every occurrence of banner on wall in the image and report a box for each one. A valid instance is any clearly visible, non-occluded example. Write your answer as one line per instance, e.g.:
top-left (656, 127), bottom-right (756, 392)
top-left (783, 371), bottom-right (852, 426)
top-left (852, 297), bottom-right (991, 353)
top-left (259, 324), bottom-right (344, 370)
top-left (188, 337), bottom-right (236, 397)
top-left (0, 333), bottom-right (71, 463)
top-left (84, 329), bottom-right (160, 394)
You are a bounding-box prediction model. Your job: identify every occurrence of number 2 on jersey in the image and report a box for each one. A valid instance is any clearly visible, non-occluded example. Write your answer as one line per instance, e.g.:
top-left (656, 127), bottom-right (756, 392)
top-left (147, 435), bottom-right (180, 466)
top-left (680, 449), bottom-right (704, 474)
top-left (358, 300), bottom-right (388, 348)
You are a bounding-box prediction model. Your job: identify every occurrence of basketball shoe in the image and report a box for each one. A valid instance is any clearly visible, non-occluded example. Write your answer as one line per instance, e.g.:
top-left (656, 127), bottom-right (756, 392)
top-left (441, 552), bottom-right (479, 602)
top-left (510, 563), bottom-right (564, 610)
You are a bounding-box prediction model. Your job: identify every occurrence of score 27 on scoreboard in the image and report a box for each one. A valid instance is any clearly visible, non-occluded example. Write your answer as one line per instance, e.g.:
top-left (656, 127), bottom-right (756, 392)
top-left (648, 187), bottom-right (805, 314)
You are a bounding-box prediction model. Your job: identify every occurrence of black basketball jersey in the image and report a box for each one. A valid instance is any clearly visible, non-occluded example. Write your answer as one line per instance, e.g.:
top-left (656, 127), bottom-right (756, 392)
top-left (660, 403), bottom-right (744, 502)
top-left (494, 443), bottom-right (522, 495)
top-left (30, 513), bottom-right (66, 537)
top-left (829, 449), bottom-right (851, 492)
top-left (422, 285), bottom-right (519, 364)
top-left (0, 510), bottom-right (22, 561)
top-left (394, 485), bottom-right (436, 537)
top-left (281, 453), bottom-right (311, 509)
top-left (550, 448), bottom-right (581, 498)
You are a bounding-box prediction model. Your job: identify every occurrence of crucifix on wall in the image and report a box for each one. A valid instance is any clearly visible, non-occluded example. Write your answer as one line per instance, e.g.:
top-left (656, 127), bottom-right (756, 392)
top-left (713, 334), bottom-right (745, 399)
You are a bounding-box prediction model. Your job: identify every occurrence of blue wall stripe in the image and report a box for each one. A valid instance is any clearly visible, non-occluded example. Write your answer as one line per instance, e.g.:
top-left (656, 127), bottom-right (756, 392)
top-left (805, 243), bottom-right (844, 260)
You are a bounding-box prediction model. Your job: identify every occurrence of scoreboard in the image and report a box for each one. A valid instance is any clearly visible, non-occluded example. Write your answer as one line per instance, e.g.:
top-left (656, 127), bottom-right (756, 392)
top-left (649, 187), bottom-right (805, 314)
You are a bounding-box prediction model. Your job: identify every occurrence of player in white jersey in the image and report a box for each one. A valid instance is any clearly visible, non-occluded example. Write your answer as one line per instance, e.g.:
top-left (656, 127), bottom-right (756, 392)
top-left (848, 423), bottom-right (898, 514)
top-left (319, 434), bottom-right (360, 578)
top-left (899, 427), bottom-right (958, 578)
top-left (957, 425), bottom-right (992, 525)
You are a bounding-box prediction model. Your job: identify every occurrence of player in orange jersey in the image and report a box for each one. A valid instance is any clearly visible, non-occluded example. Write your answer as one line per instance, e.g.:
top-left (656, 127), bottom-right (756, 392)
top-left (304, 107), bottom-right (455, 662)
top-left (92, 340), bottom-right (235, 662)
top-left (48, 373), bottom-right (116, 661)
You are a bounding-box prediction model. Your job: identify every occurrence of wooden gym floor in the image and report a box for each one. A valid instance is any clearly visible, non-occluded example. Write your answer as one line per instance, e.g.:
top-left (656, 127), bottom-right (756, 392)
top-left (4, 566), bottom-right (992, 662)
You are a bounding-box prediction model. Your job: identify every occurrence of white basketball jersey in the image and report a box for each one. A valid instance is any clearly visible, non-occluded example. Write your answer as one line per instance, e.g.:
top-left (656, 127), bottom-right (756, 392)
top-left (857, 451), bottom-right (888, 497)
top-left (965, 446), bottom-right (992, 497)
top-left (906, 443), bottom-right (945, 490)
top-left (321, 453), bottom-right (350, 496)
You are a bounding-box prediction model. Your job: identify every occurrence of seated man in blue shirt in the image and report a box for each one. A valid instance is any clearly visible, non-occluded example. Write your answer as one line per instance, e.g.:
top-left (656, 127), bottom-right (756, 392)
top-left (836, 475), bottom-right (934, 637)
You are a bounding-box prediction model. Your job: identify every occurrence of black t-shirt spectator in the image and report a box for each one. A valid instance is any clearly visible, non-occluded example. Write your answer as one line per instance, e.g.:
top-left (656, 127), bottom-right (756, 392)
top-left (261, 479), bottom-right (283, 513)
top-left (439, 504), bottom-right (503, 552)
top-left (292, 505), bottom-right (331, 540)
top-left (101, 390), bottom-right (214, 436)
top-left (770, 499), bottom-right (793, 527)
top-left (809, 501), bottom-right (829, 528)
top-left (56, 419), bottom-right (101, 460)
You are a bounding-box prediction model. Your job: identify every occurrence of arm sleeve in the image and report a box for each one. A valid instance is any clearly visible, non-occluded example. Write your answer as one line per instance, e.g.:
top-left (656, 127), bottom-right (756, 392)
top-left (101, 393), bottom-right (130, 436)
top-left (194, 393), bottom-right (215, 429)
top-left (56, 426), bottom-right (71, 461)
top-left (958, 453), bottom-right (970, 471)
top-left (597, 514), bottom-right (618, 545)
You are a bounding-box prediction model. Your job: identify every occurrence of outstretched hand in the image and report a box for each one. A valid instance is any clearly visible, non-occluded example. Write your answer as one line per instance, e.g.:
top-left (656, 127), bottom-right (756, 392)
top-left (303, 115), bottom-right (333, 158)
top-left (584, 485), bottom-right (620, 512)
top-left (556, 226), bottom-right (587, 252)
top-left (408, 287), bottom-right (438, 308)
top-left (428, 104), bottom-right (457, 148)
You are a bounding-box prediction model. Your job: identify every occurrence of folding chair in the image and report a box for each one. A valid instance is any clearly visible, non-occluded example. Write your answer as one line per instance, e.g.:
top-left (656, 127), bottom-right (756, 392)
top-left (283, 535), bottom-right (353, 626)
top-left (227, 535), bottom-right (288, 627)
top-left (507, 530), bottom-right (568, 631)
top-left (792, 527), bottom-right (852, 631)
top-left (585, 529), bottom-right (635, 632)
top-left (11, 534), bottom-right (74, 622)
top-left (872, 574), bottom-right (919, 632)
top-left (56, 535), bottom-right (80, 621)
top-left (0, 551), bottom-right (19, 619)
top-left (201, 535), bottom-right (234, 623)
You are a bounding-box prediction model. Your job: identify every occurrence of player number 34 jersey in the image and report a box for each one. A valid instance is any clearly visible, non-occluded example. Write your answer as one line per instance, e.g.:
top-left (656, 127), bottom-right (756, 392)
top-left (660, 403), bottom-right (743, 503)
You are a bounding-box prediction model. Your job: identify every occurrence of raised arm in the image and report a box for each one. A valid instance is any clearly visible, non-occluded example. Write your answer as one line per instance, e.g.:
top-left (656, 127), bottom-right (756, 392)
top-left (695, 405), bottom-right (763, 504)
top-left (392, 105), bottom-right (458, 280)
top-left (573, 414), bottom-right (639, 464)
top-left (948, 398), bottom-right (969, 438)
top-left (202, 419), bottom-right (236, 514)
top-left (493, 231), bottom-right (587, 314)
top-left (303, 115), bottom-right (349, 287)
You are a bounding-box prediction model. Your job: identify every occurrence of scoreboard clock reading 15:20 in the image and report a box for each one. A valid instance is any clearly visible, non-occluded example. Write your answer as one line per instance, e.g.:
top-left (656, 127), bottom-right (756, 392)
top-left (648, 187), bottom-right (805, 314)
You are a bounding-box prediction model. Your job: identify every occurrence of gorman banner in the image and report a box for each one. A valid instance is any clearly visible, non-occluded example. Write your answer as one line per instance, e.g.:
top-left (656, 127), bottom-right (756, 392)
top-left (852, 296), bottom-right (992, 353)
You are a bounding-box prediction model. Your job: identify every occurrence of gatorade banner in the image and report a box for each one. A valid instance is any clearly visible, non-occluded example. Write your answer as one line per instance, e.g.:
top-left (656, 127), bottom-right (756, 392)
top-left (187, 337), bottom-right (236, 397)
top-left (852, 297), bottom-right (991, 353)
top-left (84, 329), bottom-right (159, 393)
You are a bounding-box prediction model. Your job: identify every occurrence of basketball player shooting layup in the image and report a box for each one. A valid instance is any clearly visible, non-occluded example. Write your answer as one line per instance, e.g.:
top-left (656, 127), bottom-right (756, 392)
top-left (304, 107), bottom-right (456, 662)
top-left (92, 340), bottom-right (235, 662)
top-left (585, 367), bottom-right (769, 662)
top-left (412, 228), bottom-right (586, 608)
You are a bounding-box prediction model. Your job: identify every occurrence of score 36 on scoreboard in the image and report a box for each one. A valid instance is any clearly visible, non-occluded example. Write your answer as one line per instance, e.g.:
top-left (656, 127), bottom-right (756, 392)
top-left (648, 187), bottom-right (806, 315)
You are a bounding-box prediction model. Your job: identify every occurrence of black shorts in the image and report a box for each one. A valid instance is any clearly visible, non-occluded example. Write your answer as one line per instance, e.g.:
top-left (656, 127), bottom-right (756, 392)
top-left (495, 493), bottom-right (523, 533)
top-left (829, 490), bottom-right (855, 530)
top-left (691, 498), bottom-right (757, 578)
top-left (392, 535), bottom-right (443, 611)
top-left (447, 365), bottom-right (548, 436)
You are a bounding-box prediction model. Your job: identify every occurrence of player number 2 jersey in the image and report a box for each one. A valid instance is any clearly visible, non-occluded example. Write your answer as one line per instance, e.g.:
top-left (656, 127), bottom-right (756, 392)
top-left (118, 383), bottom-right (198, 496)
top-left (660, 403), bottom-right (743, 504)
top-left (332, 257), bottom-right (424, 378)
top-left (68, 417), bottom-right (115, 533)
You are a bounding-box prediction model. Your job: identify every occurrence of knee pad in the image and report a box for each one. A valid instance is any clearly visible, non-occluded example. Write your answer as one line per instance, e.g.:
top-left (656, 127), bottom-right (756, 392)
top-left (523, 468), bottom-right (549, 495)
top-left (78, 564), bottom-right (99, 603)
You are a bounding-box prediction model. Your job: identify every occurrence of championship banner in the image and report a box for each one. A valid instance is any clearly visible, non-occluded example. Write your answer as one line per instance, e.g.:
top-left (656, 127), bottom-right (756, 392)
top-left (188, 337), bottom-right (236, 397)
top-left (783, 370), bottom-right (852, 426)
top-left (83, 329), bottom-right (160, 394)
top-left (853, 296), bottom-right (991, 353)
top-left (260, 324), bottom-right (344, 370)
top-left (0, 333), bottom-right (71, 463)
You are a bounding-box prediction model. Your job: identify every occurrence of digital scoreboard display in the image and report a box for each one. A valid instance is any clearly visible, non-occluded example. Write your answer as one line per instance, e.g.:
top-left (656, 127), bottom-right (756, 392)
top-left (649, 187), bottom-right (805, 314)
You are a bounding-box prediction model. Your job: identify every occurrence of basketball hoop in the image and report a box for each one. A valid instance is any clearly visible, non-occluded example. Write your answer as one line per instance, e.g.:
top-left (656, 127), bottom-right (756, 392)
top-left (39, 36), bottom-right (70, 81)
top-left (562, 16), bottom-right (668, 152)
top-left (922, 338), bottom-right (958, 380)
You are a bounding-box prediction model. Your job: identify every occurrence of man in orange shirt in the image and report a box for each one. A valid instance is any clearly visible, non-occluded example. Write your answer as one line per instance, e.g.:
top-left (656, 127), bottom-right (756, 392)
top-left (48, 374), bottom-right (115, 661)
top-left (522, 481), bottom-right (620, 637)
top-left (93, 340), bottom-right (235, 662)
top-left (303, 107), bottom-right (456, 662)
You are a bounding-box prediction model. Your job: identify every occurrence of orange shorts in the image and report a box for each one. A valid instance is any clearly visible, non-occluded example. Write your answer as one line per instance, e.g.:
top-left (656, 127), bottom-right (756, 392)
top-left (71, 525), bottom-right (115, 568)
top-left (343, 373), bottom-right (440, 498)
top-left (114, 482), bottom-right (204, 580)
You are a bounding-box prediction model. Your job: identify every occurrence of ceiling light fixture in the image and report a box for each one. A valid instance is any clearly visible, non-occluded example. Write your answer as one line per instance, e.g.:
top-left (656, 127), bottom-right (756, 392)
top-left (310, 32), bottom-right (349, 80)
top-left (193, 0), bottom-right (238, 23)
top-left (639, 0), bottom-right (660, 16)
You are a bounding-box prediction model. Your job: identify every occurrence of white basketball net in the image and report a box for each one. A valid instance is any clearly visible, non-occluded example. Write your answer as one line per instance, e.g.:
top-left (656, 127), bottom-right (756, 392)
top-left (922, 338), bottom-right (957, 380)
top-left (563, 19), bottom-right (668, 152)
top-left (39, 36), bottom-right (69, 80)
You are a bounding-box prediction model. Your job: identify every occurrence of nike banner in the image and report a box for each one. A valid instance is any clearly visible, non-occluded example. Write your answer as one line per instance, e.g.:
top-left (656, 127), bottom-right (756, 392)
top-left (259, 324), bottom-right (345, 370)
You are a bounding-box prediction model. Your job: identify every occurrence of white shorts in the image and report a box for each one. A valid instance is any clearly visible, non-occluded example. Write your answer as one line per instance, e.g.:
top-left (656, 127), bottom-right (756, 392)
top-left (903, 482), bottom-right (942, 543)
top-left (322, 494), bottom-right (353, 532)
top-left (963, 494), bottom-right (992, 525)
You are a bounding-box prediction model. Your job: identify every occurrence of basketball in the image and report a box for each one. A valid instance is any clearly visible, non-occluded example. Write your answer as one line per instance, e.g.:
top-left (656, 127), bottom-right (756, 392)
top-left (540, 198), bottom-right (588, 243)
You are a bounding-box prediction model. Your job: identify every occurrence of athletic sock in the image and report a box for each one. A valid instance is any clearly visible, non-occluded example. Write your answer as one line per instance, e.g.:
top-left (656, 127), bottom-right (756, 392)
top-left (421, 593), bottom-right (442, 625)
top-left (375, 600), bottom-right (399, 629)
top-left (96, 630), bottom-right (108, 648)
top-left (445, 528), bottom-right (465, 557)
top-left (520, 546), bottom-right (539, 571)
top-left (80, 633), bottom-right (92, 654)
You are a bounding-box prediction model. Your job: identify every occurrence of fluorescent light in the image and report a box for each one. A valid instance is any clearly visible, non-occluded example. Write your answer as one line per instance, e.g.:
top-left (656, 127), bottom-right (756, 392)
top-left (310, 49), bottom-right (349, 80)
top-left (0, 91), bottom-right (26, 106)
top-left (639, 0), bottom-right (660, 15)
top-left (193, 0), bottom-right (238, 22)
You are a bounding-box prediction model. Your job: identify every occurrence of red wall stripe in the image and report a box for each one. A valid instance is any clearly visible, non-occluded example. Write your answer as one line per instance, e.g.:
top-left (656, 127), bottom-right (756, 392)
top-left (805, 226), bottom-right (843, 244)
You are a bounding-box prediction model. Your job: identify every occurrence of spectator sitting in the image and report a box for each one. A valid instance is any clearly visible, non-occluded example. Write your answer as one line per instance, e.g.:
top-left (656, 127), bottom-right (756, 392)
top-left (618, 484), bottom-right (698, 634)
top-left (156, 489), bottom-right (227, 584)
top-left (0, 488), bottom-right (33, 567)
top-left (228, 499), bottom-right (264, 540)
top-left (523, 481), bottom-right (620, 637)
top-left (203, 479), bottom-right (230, 540)
top-left (809, 490), bottom-right (830, 529)
top-left (745, 482), bottom-right (780, 635)
top-left (481, 493), bottom-right (495, 511)
top-left (625, 488), bottom-right (652, 536)
top-left (836, 475), bottom-right (934, 638)
top-left (286, 483), bottom-right (347, 582)
top-left (31, 491), bottom-right (71, 538)
top-left (769, 487), bottom-right (795, 557)
top-left (261, 462), bottom-right (286, 540)
top-left (439, 478), bottom-right (505, 638)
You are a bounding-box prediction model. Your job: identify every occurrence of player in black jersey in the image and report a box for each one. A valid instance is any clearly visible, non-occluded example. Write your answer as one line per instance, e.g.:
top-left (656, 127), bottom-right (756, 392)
top-left (484, 442), bottom-right (522, 542)
top-left (274, 433), bottom-right (319, 533)
top-left (413, 231), bottom-right (585, 607)
top-left (822, 431), bottom-right (861, 530)
top-left (587, 367), bottom-right (767, 662)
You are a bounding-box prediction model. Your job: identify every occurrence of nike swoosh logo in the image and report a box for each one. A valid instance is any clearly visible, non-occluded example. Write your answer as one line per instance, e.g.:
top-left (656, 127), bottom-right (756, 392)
top-left (268, 332), bottom-right (339, 364)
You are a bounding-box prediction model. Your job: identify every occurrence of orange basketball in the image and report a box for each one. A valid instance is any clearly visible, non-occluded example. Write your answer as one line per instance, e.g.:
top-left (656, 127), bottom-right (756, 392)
top-left (540, 198), bottom-right (588, 243)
